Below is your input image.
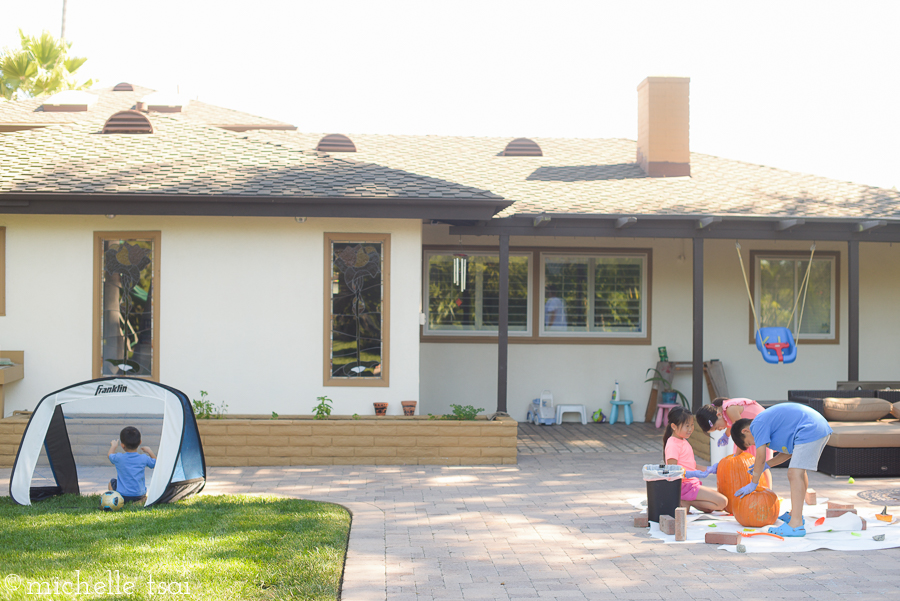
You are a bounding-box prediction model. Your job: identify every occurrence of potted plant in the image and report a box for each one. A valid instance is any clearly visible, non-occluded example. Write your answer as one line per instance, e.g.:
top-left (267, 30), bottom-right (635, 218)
top-left (644, 368), bottom-right (689, 408)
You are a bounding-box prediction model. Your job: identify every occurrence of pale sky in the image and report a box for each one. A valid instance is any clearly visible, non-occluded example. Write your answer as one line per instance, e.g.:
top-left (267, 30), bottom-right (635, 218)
top-left (3, 1), bottom-right (899, 190)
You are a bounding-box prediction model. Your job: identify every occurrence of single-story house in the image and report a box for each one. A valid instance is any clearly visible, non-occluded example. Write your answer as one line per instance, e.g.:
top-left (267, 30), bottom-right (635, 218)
top-left (2, 77), bottom-right (899, 421)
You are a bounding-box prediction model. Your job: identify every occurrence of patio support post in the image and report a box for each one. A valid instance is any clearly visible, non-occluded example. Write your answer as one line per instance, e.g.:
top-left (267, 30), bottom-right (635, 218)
top-left (692, 237), bottom-right (704, 412)
top-left (848, 239), bottom-right (859, 381)
top-left (497, 233), bottom-right (509, 414)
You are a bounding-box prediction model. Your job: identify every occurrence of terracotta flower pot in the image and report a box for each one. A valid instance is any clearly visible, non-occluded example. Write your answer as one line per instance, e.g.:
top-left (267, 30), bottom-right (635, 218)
top-left (373, 402), bottom-right (388, 416)
top-left (401, 401), bottom-right (417, 416)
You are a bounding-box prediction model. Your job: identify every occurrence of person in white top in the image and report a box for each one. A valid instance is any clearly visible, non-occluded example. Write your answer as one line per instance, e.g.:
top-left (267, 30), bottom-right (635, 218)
top-left (544, 285), bottom-right (567, 330)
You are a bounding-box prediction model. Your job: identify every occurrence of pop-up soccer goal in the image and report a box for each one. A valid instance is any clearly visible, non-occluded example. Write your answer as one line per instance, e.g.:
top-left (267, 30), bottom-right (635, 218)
top-left (9, 377), bottom-right (206, 507)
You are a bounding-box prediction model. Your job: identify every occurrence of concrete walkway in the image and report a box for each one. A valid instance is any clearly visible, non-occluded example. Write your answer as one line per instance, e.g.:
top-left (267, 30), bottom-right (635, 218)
top-left (3, 422), bottom-right (900, 600)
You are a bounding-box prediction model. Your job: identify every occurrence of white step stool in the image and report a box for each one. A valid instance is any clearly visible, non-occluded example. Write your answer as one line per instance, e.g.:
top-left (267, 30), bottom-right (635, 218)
top-left (555, 404), bottom-right (587, 425)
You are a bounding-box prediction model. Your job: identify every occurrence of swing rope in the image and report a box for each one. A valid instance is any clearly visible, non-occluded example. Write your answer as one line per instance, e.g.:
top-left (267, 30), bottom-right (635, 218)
top-left (735, 241), bottom-right (816, 341)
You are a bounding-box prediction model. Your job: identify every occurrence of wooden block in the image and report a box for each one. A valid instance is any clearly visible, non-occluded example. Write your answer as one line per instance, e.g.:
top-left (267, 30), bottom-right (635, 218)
top-left (827, 501), bottom-right (854, 510)
top-left (659, 514), bottom-right (675, 535)
top-left (634, 514), bottom-right (649, 528)
top-left (674, 507), bottom-right (687, 541)
top-left (705, 531), bottom-right (742, 545)
top-left (805, 490), bottom-right (816, 505)
top-left (826, 508), bottom-right (857, 518)
top-left (860, 518), bottom-right (867, 531)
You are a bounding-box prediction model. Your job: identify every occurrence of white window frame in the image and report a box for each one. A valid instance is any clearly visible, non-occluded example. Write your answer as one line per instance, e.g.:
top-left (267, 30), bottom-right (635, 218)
top-left (539, 252), bottom-right (648, 339)
top-left (752, 252), bottom-right (837, 342)
top-left (422, 250), bottom-right (532, 337)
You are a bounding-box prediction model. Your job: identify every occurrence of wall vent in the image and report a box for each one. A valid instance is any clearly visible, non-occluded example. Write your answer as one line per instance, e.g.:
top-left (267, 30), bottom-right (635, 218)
top-left (316, 134), bottom-right (356, 152)
top-left (502, 138), bottom-right (542, 157)
top-left (113, 82), bottom-right (134, 92)
top-left (102, 110), bottom-right (153, 134)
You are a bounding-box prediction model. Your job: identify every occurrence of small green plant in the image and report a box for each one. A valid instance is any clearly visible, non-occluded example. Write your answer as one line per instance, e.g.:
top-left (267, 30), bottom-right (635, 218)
top-left (352, 413), bottom-right (360, 420)
top-left (192, 391), bottom-right (228, 419)
top-left (644, 368), bottom-right (690, 408)
top-left (431, 404), bottom-right (484, 421)
top-left (271, 411), bottom-right (279, 420)
top-left (313, 396), bottom-right (333, 420)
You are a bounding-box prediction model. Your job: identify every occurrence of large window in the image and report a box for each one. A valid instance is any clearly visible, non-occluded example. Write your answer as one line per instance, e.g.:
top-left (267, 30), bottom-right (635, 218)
top-left (424, 251), bottom-right (531, 335)
top-left (93, 232), bottom-right (160, 380)
top-left (751, 251), bottom-right (838, 342)
top-left (541, 253), bottom-right (647, 337)
top-left (422, 247), bottom-right (650, 342)
top-left (325, 233), bottom-right (390, 386)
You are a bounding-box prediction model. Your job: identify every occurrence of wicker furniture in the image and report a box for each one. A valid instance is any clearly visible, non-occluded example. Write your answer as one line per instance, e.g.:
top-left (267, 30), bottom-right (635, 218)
top-left (787, 389), bottom-right (900, 477)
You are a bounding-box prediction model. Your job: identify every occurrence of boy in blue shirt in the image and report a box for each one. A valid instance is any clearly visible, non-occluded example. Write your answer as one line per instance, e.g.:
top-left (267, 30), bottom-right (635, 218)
top-left (107, 426), bottom-right (157, 503)
top-left (732, 402), bottom-right (832, 537)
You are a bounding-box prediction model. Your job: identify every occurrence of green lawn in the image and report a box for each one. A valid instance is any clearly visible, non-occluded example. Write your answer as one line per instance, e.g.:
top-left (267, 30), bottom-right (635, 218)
top-left (0, 494), bottom-right (350, 600)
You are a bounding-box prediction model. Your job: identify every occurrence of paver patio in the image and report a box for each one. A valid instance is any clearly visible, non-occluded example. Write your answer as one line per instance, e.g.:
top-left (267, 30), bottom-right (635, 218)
top-left (3, 421), bottom-right (899, 600)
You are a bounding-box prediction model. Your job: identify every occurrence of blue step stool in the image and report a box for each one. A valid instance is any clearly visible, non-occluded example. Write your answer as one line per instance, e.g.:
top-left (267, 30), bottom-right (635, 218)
top-left (609, 400), bottom-right (633, 425)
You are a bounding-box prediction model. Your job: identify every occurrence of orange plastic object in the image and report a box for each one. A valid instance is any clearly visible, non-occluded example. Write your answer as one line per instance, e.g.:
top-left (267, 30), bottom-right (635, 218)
top-left (741, 532), bottom-right (785, 541)
top-left (815, 517), bottom-right (825, 527)
top-left (875, 514), bottom-right (893, 522)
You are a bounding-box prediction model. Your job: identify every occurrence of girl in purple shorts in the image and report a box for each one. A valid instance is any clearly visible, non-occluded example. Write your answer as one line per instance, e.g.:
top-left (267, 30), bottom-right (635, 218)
top-left (663, 407), bottom-right (727, 512)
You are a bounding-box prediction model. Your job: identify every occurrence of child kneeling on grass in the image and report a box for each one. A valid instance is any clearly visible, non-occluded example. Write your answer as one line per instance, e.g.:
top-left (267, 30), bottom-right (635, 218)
top-left (732, 402), bottom-right (833, 537)
top-left (663, 407), bottom-right (727, 513)
top-left (107, 426), bottom-right (157, 503)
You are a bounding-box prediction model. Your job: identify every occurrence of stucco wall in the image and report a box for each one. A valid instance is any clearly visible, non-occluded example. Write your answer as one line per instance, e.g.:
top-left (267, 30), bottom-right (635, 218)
top-left (419, 225), bottom-right (899, 421)
top-left (0, 215), bottom-right (422, 417)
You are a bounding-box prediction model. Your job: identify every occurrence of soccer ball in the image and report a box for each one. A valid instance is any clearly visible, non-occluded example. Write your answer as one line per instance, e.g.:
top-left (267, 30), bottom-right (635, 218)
top-left (100, 491), bottom-right (124, 511)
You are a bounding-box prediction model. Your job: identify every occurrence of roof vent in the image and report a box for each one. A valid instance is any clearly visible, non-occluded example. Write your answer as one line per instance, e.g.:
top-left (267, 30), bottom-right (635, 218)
top-left (138, 92), bottom-right (188, 113)
top-left (113, 82), bottom-right (134, 92)
top-left (102, 110), bottom-right (153, 134)
top-left (316, 134), bottom-right (356, 152)
top-left (41, 90), bottom-right (98, 112)
top-left (502, 138), bottom-right (542, 157)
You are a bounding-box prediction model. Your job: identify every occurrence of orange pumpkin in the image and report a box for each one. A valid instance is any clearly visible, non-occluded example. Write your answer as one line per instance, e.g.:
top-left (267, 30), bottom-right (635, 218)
top-left (716, 452), bottom-right (772, 514)
top-left (733, 486), bottom-right (780, 527)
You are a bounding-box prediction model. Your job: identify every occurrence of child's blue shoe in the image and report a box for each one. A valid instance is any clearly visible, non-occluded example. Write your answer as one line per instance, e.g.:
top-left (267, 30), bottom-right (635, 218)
top-left (769, 521), bottom-right (806, 537)
top-left (778, 512), bottom-right (804, 525)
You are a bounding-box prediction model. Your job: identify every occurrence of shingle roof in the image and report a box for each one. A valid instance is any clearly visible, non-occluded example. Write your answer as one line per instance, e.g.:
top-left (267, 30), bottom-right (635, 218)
top-left (0, 115), bottom-right (501, 201)
top-left (247, 132), bottom-right (900, 221)
top-left (0, 84), bottom-right (293, 130)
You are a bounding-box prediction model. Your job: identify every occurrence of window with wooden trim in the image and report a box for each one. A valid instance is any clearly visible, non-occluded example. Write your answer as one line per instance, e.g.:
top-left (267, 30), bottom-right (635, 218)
top-left (751, 250), bottom-right (838, 342)
top-left (423, 251), bottom-right (531, 336)
top-left (0, 227), bottom-right (5, 316)
top-left (325, 233), bottom-right (390, 386)
top-left (540, 252), bottom-right (647, 337)
top-left (93, 232), bottom-right (161, 380)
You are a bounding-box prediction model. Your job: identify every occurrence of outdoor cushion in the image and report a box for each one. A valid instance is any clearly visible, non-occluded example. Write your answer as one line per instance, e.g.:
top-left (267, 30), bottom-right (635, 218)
top-left (892, 403), bottom-right (900, 419)
top-left (825, 420), bottom-right (900, 448)
top-left (822, 397), bottom-right (893, 422)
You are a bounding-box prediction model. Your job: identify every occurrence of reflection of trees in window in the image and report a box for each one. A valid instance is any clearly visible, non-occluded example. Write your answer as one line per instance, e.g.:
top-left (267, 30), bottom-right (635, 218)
top-left (331, 243), bottom-right (383, 378)
top-left (759, 258), bottom-right (832, 335)
top-left (101, 240), bottom-right (153, 376)
top-left (427, 254), bottom-right (529, 332)
top-left (544, 256), bottom-right (643, 333)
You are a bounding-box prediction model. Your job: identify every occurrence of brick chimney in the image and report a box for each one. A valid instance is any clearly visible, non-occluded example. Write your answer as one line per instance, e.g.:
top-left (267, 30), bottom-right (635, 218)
top-left (636, 76), bottom-right (690, 177)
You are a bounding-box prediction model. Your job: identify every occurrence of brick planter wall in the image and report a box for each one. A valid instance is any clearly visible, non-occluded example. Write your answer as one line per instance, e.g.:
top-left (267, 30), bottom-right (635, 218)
top-left (197, 415), bottom-right (518, 466)
top-left (0, 417), bottom-right (27, 467)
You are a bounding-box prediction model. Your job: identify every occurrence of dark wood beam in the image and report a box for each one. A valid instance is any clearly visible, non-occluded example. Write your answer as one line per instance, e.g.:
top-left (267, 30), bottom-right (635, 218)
top-left (449, 216), bottom-right (900, 243)
top-left (497, 234), bottom-right (509, 414)
top-left (848, 240), bottom-right (859, 381)
top-left (692, 238), bottom-right (704, 412)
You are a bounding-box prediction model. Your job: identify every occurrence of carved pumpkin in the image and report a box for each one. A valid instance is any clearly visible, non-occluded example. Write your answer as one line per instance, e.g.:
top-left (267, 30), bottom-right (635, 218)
top-left (733, 486), bottom-right (780, 527)
top-left (716, 452), bottom-right (772, 514)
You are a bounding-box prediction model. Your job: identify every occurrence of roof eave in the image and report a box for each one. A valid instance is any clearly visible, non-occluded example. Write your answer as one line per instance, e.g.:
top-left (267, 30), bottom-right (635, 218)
top-left (0, 192), bottom-right (511, 221)
top-left (449, 214), bottom-right (900, 243)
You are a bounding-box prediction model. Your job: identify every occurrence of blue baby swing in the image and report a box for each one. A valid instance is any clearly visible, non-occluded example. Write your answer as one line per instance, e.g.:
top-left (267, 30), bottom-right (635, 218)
top-left (735, 242), bottom-right (816, 364)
